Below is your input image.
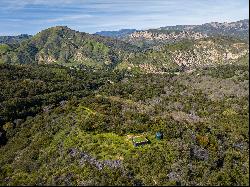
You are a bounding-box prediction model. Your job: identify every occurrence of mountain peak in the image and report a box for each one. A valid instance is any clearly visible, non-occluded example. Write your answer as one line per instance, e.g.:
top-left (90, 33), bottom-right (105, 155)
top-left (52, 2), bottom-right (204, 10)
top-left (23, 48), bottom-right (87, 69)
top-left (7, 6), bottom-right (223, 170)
top-left (40, 26), bottom-right (75, 33)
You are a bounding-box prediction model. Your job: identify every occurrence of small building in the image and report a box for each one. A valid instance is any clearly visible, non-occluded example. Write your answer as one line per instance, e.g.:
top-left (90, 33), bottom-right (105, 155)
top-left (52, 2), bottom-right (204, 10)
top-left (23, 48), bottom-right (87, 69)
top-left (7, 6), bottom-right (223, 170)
top-left (156, 132), bottom-right (163, 140)
top-left (132, 136), bottom-right (149, 147)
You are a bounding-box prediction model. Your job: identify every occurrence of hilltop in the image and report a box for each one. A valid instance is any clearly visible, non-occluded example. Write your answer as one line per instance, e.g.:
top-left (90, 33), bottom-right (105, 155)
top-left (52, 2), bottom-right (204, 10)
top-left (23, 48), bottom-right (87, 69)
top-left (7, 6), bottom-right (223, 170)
top-left (0, 26), bottom-right (139, 68)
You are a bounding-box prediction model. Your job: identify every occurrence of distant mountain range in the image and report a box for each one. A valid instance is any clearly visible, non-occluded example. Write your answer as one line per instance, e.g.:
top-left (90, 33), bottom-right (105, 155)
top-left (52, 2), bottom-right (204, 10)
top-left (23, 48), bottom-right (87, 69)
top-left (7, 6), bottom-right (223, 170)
top-left (0, 34), bottom-right (32, 44)
top-left (96, 19), bottom-right (249, 47)
top-left (0, 19), bottom-right (249, 73)
top-left (159, 19), bottom-right (249, 40)
top-left (95, 29), bottom-right (137, 38)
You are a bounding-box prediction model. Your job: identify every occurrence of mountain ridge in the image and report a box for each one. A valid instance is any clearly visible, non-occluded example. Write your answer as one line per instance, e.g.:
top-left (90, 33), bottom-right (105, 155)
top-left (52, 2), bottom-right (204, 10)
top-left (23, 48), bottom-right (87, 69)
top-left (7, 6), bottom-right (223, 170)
top-left (95, 19), bottom-right (249, 45)
top-left (0, 20), bottom-right (249, 73)
top-left (0, 26), bottom-right (140, 68)
top-left (95, 29), bottom-right (137, 38)
top-left (0, 34), bottom-right (32, 44)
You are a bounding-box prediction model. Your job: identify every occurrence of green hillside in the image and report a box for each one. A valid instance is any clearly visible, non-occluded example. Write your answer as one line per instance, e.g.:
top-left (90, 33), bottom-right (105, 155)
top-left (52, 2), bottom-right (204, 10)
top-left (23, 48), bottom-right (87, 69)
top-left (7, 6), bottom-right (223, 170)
top-left (0, 26), bottom-right (248, 73)
top-left (0, 26), bottom-right (139, 68)
top-left (0, 59), bottom-right (249, 185)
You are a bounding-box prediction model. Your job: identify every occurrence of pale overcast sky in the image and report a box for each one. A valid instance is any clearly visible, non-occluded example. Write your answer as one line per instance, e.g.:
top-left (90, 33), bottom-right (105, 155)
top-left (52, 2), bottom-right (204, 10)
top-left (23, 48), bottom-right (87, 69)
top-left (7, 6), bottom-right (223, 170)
top-left (0, 0), bottom-right (249, 35)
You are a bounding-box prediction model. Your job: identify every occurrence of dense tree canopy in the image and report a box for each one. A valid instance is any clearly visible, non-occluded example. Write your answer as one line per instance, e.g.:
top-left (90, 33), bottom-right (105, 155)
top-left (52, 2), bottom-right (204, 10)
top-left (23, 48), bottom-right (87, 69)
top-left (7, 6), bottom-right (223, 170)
top-left (0, 61), bottom-right (248, 186)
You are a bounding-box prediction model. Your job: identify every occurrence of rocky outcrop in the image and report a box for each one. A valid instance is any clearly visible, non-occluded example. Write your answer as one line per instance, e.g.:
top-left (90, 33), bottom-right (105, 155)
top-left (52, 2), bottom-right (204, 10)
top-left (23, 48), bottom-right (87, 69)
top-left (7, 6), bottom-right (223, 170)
top-left (125, 30), bottom-right (207, 46)
top-left (129, 30), bottom-right (206, 41)
top-left (67, 148), bottom-right (123, 171)
top-left (37, 54), bottom-right (57, 64)
top-left (170, 40), bottom-right (249, 67)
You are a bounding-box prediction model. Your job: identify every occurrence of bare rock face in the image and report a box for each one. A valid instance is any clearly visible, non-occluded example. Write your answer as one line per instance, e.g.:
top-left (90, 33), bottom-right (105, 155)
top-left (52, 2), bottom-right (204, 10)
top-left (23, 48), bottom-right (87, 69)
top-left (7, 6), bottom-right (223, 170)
top-left (36, 53), bottom-right (57, 64)
top-left (73, 51), bottom-right (88, 62)
top-left (127, 30), bottom-right (207, 44)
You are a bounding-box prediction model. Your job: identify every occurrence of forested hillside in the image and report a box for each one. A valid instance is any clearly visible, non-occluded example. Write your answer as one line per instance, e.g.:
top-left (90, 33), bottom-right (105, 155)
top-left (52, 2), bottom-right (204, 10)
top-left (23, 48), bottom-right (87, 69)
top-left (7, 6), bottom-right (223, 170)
top-left (0, 58), bottom-right (249, 185)
top-left (0, 26), bottom-right (248, 73)
top-left (117, 37), bottom-right (249, 73)
top-left (0, 26), bottom-right (139, 68)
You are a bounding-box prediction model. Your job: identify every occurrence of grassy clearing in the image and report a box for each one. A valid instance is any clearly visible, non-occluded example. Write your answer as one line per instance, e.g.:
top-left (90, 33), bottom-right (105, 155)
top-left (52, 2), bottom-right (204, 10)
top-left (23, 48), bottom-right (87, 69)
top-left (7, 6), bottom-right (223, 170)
top-left (44, 123), bottom-right (165, 162)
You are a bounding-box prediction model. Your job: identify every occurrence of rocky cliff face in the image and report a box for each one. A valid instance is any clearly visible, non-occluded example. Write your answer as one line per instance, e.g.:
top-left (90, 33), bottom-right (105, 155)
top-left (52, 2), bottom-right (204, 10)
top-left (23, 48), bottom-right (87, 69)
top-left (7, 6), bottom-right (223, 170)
top-left (101, 19), bottom-right (248, 45)
top-left (160, 19), bottom-right (249, 41)
top-left (121, 30), bottom-right (208, 48)
top-left (126, 30), bottom-right (207, 43)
